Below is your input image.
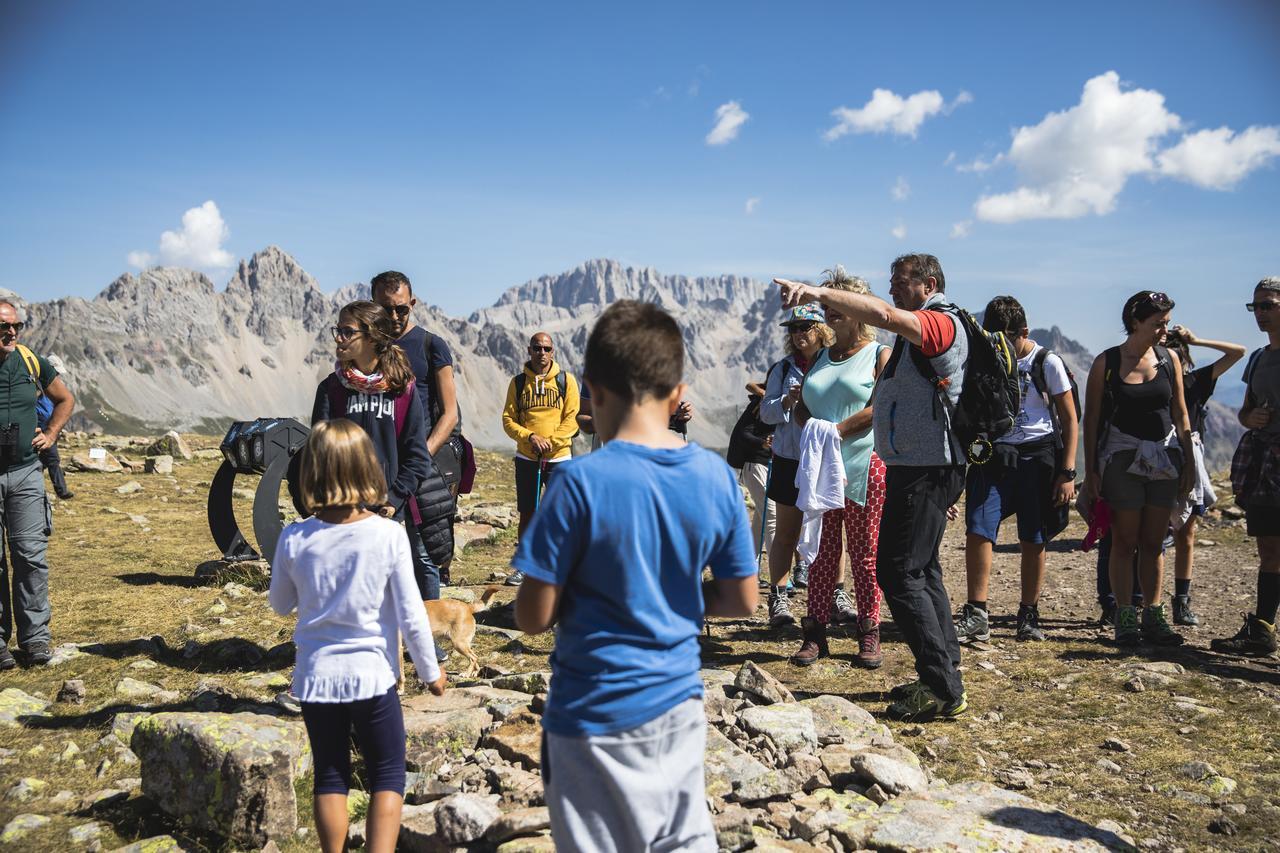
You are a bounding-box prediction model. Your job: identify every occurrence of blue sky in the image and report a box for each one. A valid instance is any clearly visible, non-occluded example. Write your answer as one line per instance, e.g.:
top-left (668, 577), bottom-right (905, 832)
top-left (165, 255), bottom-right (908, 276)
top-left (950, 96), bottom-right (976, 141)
top-left (2, 1), bottom-right (1278, 371)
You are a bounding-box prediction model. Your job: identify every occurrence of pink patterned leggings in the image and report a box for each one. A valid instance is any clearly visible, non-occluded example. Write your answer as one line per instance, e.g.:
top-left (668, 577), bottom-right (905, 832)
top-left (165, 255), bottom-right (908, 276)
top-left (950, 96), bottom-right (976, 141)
top-left (806, 453), bottom-right (887, 625)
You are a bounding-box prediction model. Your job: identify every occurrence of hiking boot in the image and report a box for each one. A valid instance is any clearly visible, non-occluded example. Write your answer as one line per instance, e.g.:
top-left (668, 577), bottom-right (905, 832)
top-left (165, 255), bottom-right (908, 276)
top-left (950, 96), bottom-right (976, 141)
top-left (504, 570), bottom-right (525, 587)
top-left (1211, 614), bottom-right (1279, 656)
top-left (768, 588), bottom-right (797, 628)
top-left (888, 679), bottom-right (921, 700)
top-left (792, 561), bottom-right (810, 589)
top-left (0, 647), bottom-right (14, 671)
top-left (56, 490), bottom-right (74, 500)
top-left (886, 682), bottom-right (968, 722)
top-left (23, 641), bottom-right (51, 666)
top-left (1098, 603), bottom-right (1117, 628)
top-left (1141, 603), bottom-right (1184, 646)
top-left (1172, 594), bottom-right (1200, 626)
top-left (832, 588), bottom-right (857, 626)
top-left (1114, 605), bottom-right (1141, 646)
top-left (1015, 604), bottom-right (1045, 642)
top-left (955, 603), bottom-right (991, 643)
top-left (790, 617), bottom-right (828, 666)
top-left (856, 617), bottom-right (883, 669)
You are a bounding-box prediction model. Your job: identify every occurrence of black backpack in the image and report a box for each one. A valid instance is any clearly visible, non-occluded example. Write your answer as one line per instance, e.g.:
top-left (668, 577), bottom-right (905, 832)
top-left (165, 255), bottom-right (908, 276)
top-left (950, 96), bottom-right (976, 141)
top-left (1028, 348), bottom-right (1082, 445)
top-left (886, 304), bottom-right (1020, 465)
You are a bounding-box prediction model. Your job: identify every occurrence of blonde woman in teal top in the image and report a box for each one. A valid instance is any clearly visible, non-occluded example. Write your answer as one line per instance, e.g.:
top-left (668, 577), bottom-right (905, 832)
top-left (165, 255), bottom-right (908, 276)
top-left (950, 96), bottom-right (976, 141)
top-left (790, 268), bottom-right (891, 669)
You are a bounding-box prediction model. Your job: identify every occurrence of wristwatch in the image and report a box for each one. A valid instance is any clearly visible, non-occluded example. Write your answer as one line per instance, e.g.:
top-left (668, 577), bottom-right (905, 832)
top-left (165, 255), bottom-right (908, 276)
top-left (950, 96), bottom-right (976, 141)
top-left (1057, 468), bottom-right (1077, 480)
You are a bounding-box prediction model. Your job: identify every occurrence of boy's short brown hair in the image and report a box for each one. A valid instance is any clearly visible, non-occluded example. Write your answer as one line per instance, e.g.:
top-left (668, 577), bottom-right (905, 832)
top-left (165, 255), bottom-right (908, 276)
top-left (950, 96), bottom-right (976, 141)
top-left (583, 300), bottom-right (683, 402)
top-left (298, 420), bottom-right (388, 514)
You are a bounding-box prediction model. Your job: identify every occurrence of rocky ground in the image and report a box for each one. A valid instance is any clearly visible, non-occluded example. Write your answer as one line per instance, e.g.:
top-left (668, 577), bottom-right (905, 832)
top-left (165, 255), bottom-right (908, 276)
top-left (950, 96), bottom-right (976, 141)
top-left (1, 433), bottom-right (1278, 851)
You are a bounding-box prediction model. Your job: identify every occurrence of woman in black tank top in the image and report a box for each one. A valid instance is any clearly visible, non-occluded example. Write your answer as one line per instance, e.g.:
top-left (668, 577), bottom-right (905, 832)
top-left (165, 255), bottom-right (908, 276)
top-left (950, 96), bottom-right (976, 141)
top-left (1082, 292), bottom-right (1194, 647)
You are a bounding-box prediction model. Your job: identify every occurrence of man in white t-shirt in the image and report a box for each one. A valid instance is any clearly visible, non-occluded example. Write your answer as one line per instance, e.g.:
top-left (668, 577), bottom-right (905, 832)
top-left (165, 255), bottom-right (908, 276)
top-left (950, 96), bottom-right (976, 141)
top-left (957, 296), bottom-right (1079, 643)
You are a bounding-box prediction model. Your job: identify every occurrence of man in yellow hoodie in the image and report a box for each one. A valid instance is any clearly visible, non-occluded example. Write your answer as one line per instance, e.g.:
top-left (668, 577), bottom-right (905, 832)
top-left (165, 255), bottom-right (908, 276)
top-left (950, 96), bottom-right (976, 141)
top-left (502, 332), bottom-right (581, 584)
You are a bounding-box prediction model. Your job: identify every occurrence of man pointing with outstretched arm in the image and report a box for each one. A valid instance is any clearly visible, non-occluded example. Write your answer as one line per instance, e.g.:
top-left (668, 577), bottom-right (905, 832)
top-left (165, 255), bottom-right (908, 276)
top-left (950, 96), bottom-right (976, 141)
top-left (776, 253), bottom-right (968, 722)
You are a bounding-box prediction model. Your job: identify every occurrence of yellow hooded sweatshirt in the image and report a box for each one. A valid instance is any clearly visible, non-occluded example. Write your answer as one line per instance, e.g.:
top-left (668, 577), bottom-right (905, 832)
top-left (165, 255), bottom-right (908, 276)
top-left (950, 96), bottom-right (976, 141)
top-left (502, 360), bottom-right (580, 461)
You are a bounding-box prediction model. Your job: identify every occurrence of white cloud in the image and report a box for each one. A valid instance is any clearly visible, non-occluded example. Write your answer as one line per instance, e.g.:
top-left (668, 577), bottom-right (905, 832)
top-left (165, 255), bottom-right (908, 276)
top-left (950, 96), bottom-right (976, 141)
top-left (891, 221), bottom-right (907, 240)
top-left (950, 220), bottom-right (973, 239)
top-left (891, 176), bottom-right (910, 201)
top-left (824, 88), bottom-right (970, 140)
top-left (129, 200), bottom-right (234, 269)
top-left (955, 153), bottom-right (1003, 173)
top-left (943, 151), bottom-right (957, 166)
top-left (745, 197), bottom-right (761, 215)
top-left (1157, 125), bottom-right (1280, 190)
top-left (973, 71), bottom-right (1280, 224)
top-left (706, 101), bottom-right (749, 146)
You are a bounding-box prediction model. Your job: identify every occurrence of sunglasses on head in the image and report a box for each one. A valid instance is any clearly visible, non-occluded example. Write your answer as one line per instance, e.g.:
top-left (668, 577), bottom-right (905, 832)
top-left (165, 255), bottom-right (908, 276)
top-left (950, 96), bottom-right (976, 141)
top-left (331, 325), bottom-right (361, 341)
top-left (1247, 301), bottom-right (1280, 313)
top-left (383, 304), bottom-right (411, 318)
top-left (529, 344), bottom-right (553, 352)
top-left (0, 322), bottom-right (24, 335)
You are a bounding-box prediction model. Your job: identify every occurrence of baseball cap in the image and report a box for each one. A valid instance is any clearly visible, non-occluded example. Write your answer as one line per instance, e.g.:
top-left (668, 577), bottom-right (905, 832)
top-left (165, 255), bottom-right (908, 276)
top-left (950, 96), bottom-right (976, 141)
top-left (779, 304), bottom-right (825, 326)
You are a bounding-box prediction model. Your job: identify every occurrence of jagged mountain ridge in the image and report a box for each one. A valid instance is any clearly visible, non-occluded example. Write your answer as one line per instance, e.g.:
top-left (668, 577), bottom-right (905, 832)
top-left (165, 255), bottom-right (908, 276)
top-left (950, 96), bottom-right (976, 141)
top-left (18, 249), bottom-right (1242, 465)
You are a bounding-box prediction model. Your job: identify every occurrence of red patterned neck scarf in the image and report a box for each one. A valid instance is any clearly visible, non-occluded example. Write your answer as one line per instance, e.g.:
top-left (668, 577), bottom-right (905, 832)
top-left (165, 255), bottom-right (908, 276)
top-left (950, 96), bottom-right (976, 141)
top-left (336, 361), bottom-right (389, 395)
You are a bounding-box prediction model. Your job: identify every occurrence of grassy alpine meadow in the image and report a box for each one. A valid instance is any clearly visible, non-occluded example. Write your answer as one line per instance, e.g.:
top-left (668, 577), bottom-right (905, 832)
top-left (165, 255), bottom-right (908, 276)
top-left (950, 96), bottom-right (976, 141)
top-left (1, 432), bottom-right (1277, 850)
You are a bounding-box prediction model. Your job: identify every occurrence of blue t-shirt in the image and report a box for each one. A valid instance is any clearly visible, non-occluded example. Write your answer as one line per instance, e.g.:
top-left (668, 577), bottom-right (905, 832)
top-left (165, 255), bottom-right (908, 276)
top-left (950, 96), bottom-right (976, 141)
top-left (396, 325), bottom-right (456, 434)
top-left (512, 440), bottom-right (757, 736)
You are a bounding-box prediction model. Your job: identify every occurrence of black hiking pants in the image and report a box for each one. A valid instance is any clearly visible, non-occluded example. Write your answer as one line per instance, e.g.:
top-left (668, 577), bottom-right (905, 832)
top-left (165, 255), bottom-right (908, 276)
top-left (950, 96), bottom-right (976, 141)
top-left (40, 444), bottom-right (69, 497)
top-left (877, 465), bottom-right (966, 703)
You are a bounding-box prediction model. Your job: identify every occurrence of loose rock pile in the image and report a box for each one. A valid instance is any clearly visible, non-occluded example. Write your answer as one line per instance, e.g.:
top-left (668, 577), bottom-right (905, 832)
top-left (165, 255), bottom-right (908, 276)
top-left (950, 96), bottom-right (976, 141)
top-left (0, 656), bottom-right (1125, 851)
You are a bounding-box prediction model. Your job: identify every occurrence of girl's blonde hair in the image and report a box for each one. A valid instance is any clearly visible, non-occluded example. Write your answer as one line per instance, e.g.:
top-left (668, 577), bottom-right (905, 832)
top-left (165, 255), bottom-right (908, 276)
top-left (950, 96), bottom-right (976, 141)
top-left (822, 265), bottom-right (876, 344)
top-left (298, 420), bottom-right (387, 514)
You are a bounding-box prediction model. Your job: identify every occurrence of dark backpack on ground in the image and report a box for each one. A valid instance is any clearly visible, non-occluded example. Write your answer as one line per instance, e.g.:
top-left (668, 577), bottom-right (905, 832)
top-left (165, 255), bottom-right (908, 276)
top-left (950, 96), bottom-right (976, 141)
top-left (887, 304), bottom-right (1021, 465)
top-left (1028, 348), bottom-right (1082, 446)
top-left (515, 370), bottom-right (580, 439)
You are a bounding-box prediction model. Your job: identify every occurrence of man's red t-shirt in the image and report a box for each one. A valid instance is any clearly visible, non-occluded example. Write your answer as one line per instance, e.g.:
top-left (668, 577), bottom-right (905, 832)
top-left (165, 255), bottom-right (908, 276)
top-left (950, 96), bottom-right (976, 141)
top-left (913, 310), bottom-right (956, 358)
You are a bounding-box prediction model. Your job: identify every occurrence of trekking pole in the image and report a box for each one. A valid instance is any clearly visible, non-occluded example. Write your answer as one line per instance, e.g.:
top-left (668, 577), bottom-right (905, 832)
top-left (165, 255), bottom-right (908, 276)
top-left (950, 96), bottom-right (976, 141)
top-left (534, 453), bottom-right (547, 511)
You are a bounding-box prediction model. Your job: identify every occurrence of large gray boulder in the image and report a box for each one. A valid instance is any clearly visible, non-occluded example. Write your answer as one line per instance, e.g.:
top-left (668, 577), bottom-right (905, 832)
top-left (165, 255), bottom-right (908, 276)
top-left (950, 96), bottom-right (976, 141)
top-left (704, 728), bottom-right (769, 799)
top-left (739, 703), bottom-right (817, 752)
top-left (402, 706), bottom-right (494, 771)
top-left (131, 712), bottom-right (311, 845)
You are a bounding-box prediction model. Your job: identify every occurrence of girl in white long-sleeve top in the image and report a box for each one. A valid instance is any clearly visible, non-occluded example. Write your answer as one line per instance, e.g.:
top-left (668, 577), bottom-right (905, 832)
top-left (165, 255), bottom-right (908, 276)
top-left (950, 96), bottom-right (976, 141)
top-left (269, 419), bottom-right (447, 853)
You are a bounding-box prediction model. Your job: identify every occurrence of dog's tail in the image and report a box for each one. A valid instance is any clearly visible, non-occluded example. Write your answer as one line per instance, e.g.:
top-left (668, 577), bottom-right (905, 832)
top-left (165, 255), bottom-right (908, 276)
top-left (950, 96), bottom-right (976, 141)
top-left (471, 585), bottom-right (501, 613)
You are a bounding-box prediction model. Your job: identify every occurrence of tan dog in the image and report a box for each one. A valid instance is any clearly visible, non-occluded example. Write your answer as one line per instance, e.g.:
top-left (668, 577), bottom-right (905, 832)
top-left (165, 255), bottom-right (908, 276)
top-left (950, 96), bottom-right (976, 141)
top-left (421, 586), bottom-right (500, 678)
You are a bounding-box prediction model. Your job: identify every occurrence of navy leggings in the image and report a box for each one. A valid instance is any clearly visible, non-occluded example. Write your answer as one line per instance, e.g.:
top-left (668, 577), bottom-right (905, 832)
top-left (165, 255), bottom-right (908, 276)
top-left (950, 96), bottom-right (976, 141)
top-left (301, 687), bottom-right (406, 795)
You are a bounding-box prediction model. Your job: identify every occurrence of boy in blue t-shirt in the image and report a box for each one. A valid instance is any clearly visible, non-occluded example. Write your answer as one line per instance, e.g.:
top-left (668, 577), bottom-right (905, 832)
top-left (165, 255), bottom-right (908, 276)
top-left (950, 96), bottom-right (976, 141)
top-left (513, 300), bottom-right (759, 853)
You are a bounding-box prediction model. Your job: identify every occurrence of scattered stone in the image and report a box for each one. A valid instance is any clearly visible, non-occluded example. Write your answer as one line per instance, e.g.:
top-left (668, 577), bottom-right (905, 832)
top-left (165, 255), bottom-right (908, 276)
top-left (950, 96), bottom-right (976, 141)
top-left (145, 455), bottom-right (174, 475)
top-left (739, 704), bottom-right (817, 753)
top-left (491, 672), bottom-right (551, 694)
top-left (70, 451), bottom-right (124, 473)
top-left (1, 814), bottom-right (50, 844)
top-left (58, 741), bottom-right (81, 763)
top-left (433, 793), bottom-right (501, 844)
top-left (129, 659), bottom-right (158, 670)
top-left (131, 711), bottom-right (311, 845)
top-left (995, 766), bottom-right (1036, 790)
top-left (864, 782), bottom-right (890, 805)
top-left (116, 480), bottom-right (143, 495)
top-left (1101, 737), bottom-right (1131, 753)
top-left (242, 672), bottom-right (291, 692)
top-left (273, 692), bottom-right (301, 715)
top-left (68, 822), bottom-right (103, 844)
top-left (482, 712), bottom-right (543, 770)
top-left (115, 677), bottom-right (166, 702)
top-left (1205, 775), bottom-right (1238, 796)
top-left (86, 788), bottom-right (129, 810)
top-left (731, 768), bottom-right (805, 803)
top-left (851, 751), bottom-right (927, 795)
top-left (1177, 760), bottom-right (1216, 781)
top-left (47, 643), bottom-right (85, 666)
top-left (495, 834), bottom-right (558, 853)
top-left (5, 777), bottom-right (47, 802)
top-left (487, 763), bottom-right (544, 806)
top-left (486, 806), bottom-right (551, 843)
top-left (705, 727), bottom-right (770, 799)
top-left (799, 694), bottom-right (881, 745)
top-left (0, 687), bottom-right (52, 726)
top-left (1123, 677), bottom-right (1145, 693)
top-left (58, 679), bottom-right (87, 704)
top-left (734, 661), bottom-right (795, 705)
top-left (1096, 758), bottom-right (1122, 774)
top-left (146, 431), bottom-right (193, 460)
top-left (1209, 816), bottom-right (1238, 836)
top-left (111, 712), bottom-right (151, 743)
top-left (713, 805), bottom-right (756, 852)
top-left (48, 790), bottom-right (77, 810)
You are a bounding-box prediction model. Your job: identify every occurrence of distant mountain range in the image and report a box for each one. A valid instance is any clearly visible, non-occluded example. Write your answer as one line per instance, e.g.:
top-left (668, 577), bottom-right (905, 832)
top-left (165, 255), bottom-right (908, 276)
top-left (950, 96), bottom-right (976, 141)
top-left (13, 247), bottom-right (1242, 468)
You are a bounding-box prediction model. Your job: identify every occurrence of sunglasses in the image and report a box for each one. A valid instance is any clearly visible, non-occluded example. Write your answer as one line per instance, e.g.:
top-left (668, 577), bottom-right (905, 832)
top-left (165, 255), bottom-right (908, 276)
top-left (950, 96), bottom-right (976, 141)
top-left (1246, 302), bottom-right (1280, 313)
top-left (383, 304), bottom-right (411, 318)
top-left (529, 345), bottom-right (553, 353)
top-left (1143, 291), bottom-right (1172, 307)
top-left (331, 325), bottom-right (362, 341)
top-left (0, 322), bottom-right (24, 335)
top-left (787, 322), bottom-right (817, 334)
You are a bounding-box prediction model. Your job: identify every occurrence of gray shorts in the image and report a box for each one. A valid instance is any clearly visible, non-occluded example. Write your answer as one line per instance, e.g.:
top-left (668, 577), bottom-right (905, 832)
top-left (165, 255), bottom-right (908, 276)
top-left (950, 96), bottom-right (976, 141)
top-left (1102, 449), bottom-right (1182, 511)
top-left (543, 698), bottom-right (715, 853)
